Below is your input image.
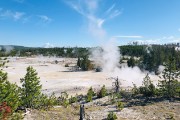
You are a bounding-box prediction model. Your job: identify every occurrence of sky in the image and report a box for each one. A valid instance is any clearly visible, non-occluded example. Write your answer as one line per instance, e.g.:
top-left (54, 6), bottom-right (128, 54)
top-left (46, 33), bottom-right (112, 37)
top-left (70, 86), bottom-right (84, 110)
top-left (0, 0), bottom-right (180, 47)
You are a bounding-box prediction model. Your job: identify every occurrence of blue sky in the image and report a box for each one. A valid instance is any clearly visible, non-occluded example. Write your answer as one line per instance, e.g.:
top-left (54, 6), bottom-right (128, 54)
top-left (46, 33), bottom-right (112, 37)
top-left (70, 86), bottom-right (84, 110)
top-left (0, 0), bottom-right (180, 47)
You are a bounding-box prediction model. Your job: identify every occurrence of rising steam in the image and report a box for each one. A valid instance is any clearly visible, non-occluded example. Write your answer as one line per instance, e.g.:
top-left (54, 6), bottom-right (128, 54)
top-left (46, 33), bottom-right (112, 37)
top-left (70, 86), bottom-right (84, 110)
top-left (67, 0), bottom-right (149, 87)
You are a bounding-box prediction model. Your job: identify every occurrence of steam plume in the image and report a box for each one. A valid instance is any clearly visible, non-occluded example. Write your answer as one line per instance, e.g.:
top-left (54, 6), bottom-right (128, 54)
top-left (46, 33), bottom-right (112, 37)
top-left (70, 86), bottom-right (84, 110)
top-left (67, 0), bottom-right (147, 87)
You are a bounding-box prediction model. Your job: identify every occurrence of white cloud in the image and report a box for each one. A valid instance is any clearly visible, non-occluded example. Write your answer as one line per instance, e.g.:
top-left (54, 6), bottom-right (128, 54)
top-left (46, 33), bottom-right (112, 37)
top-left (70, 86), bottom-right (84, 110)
top-left (37, 15), bottom-right (52, 23)
top-left (168, 39), bottom-right (180, 43)
top-left (162, 36), bottom-right (174, 40)
top-left (129, 39), bottom-right (160, 45)
top-left (0, 9), bottom-right (25, 21)
top-left (43, 43), bottom-right (54, 48)
top-left (0, 9), bottom-right (52, 25)
top-left (13, 12), bottom-right (25, 20)
top-left (109, 9), bottom-right (122, 19)
top-left (66, 0), bottom-right (122, 39)
top-left (105, 4), bottom-right (115, 14)
top-left (160, 36), bottom-right (180, 44)
top-left (105, 4), bottom-right (123, 19)
top-left (113, 35), bottom-right (143, 38)
top-left (128, 36), bottom-right (180, 45)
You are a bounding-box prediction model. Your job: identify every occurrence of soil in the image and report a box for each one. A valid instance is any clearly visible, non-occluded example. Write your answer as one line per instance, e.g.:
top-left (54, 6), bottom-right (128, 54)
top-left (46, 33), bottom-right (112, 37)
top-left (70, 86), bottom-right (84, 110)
top-left (24, 96), bottom-right (180, 120)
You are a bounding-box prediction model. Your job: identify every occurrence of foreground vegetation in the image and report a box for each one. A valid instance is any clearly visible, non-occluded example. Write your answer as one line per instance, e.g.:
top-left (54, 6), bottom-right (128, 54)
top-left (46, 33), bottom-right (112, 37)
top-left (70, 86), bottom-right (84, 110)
top-left (0, 44), bottom-right (180, 119)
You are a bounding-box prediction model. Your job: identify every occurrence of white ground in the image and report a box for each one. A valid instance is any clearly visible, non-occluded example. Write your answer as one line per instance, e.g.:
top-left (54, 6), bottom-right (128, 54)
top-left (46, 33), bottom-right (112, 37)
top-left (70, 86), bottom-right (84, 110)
top-left (4, 57), bottom-right (160, 96)
top-left (4, 57), bottom-right (112, 96)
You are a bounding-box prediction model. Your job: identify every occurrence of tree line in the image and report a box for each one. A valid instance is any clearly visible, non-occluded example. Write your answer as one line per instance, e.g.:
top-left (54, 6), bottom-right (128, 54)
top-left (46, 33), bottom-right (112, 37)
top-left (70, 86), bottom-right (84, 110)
top-left (1, 44), bottom-right (180, 73)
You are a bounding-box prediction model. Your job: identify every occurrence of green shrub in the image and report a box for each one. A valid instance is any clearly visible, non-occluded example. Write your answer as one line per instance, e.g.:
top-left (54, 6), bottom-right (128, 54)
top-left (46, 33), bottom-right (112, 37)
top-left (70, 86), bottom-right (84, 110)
top-left (132, 84), bottom-right (139, 96)
top-left (69, 96), bottom-right (77, 104)
top-left (107, 112), bottom-right (117, 120)
top-left (86, 87), bottom-right (95, 102)
top-left (116, 101), bottom-right (124, 111)
top-left (62, 99), bottom-right (69, 108)
top-left (139, 83), bottom-right (156, 97)
top-left (109, 92), bottom-right (121, 104)
top-left (139, 74), bottom-right (156, 97)
top-left (58, 92), bottom-right (69, 108)
top-left (97, 85), bottom-right (107, 98)
top-left (38, 93), bottom-right (57, 110)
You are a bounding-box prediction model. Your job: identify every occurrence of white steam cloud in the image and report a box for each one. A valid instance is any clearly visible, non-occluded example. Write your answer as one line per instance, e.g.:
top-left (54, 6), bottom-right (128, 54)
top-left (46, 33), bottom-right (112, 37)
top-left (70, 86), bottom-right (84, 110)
top-left (67, 0), bottom-right (148, 87)
top-left (5, 46), bottom-right (14, 54)
top-left (158, 65), bottom-right (165, 73)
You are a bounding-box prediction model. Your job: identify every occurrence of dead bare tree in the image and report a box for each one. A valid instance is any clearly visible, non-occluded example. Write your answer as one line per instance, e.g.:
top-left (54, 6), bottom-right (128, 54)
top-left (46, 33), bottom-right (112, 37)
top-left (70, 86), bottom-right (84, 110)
top-left (109, 76), bottom-right (121, 93)
top-left (114, 77), bottom-right (120, 93)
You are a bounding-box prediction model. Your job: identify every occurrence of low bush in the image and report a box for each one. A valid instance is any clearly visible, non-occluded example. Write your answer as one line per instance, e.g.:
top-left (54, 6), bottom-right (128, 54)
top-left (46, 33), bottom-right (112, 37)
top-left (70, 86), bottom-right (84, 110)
top-left (86, 87), bottom-right (95, 102)
top-left (116, 101), bottom-right (124, 111)
top-left (107, 112), bottom-right (117, 120)
top-left (97, 85), bottom-right (107, 98)
top-left (69, 96), bottom-right (77, 104)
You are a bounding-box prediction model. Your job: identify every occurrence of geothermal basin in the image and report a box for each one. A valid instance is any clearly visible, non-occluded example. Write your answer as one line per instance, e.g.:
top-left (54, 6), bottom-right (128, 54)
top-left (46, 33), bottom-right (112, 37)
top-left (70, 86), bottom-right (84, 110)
top-left (4, 57), bottom-right (160, 96)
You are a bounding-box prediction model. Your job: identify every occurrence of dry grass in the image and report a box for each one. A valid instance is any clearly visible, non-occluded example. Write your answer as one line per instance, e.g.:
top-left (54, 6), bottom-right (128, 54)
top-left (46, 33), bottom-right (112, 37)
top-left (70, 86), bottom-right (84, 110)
top-left (25, 105), bottom-right (80, 120)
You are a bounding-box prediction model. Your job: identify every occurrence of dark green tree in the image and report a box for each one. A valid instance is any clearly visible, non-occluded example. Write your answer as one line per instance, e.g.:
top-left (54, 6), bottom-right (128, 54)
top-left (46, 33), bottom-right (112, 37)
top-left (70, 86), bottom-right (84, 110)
top-left (81, 56), bottom-right (93, 71)
top-left (158, 57), bottom-right (180, 98)
top-left (77, 57), bottom-right (81, 68)
top-left (81, 56), bottom-right (90, 71)
top-left (86, 87), bottom-right (95, 102)
top-left (20, 66), bottom-right (42, 108)
top-left (0, 71), bottom-right (20, 112)
top-left (0, 58), bottom-right (20, 113)
top-left (139, 74), bottom-right (156, 97)
top-left (127, 57), bottom-right (135, 67)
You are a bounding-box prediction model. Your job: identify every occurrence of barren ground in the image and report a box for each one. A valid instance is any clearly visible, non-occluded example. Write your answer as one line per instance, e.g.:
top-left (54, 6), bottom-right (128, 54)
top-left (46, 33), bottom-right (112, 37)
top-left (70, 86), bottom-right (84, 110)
top-left (4, 57), bottom-right (112, 96)
top-left (4, 57), bottom-right (161, 96)
top-left (24, 96), bottom-right (180, 120)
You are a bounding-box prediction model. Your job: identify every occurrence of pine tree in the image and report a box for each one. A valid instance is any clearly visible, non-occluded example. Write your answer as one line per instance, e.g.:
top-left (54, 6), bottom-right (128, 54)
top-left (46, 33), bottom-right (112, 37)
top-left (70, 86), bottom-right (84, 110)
top-left (20, 66), bottom-right (42, 108)
top-left (127, 57), bottom-right (135, 68)
top-left (139, 74), bottom-right (156, 97)
top-left (77, 57), bottom-right (81, 68)
top-left (86, 87), bottom-right (95, 102)
top-left (0, 58), bottom-right (20, 113)
top-left (81, 55), bottom-right (93, 71)
top-left (158, 57), bottom-right (180, 98)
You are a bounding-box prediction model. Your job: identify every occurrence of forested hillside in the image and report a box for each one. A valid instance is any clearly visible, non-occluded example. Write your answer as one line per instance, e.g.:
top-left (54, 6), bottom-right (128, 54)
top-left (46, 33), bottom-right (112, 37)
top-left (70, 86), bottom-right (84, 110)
top-left (1, 44), bottom-right (180, 73)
